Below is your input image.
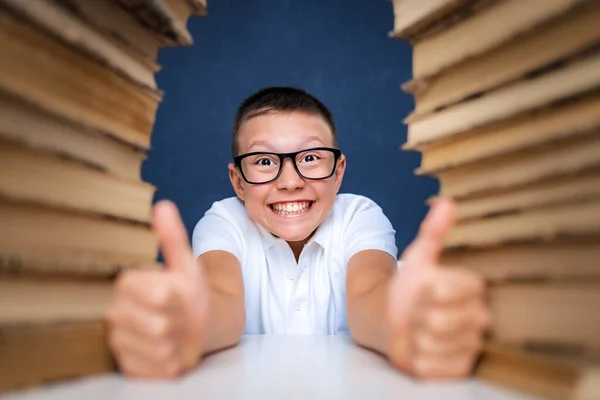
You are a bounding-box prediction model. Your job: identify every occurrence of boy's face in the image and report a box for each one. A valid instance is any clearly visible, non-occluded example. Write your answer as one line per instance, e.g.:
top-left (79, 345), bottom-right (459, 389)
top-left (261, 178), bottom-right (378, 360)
top-left (229, 111), bottom-right (346, 243)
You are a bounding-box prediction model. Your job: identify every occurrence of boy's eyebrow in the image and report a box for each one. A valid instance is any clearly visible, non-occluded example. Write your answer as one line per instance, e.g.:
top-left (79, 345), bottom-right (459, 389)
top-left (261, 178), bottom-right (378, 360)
top-left (247, 140), bottom-right (275, 152)
top-left (302, 136), bottom-right (325, 146)
top-left (246, 137), bottom-right (325, 153)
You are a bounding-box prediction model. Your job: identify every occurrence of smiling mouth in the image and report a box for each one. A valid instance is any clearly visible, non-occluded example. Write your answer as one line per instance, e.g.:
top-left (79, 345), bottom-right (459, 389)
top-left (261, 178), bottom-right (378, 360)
top-left (269, 201), bottom-right (314, 216)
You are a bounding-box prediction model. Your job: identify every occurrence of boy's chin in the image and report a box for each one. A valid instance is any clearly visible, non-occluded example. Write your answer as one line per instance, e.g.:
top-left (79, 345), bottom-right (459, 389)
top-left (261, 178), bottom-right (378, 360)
top-left (272, 230), bottom-right (312, 243)
top-left (269, 225), bottom-right (316, 243)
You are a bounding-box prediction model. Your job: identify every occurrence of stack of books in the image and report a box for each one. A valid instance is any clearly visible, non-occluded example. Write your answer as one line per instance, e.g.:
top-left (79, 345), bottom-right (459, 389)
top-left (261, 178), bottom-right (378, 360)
top-left (390, 0), bottom-right (600, 399)
top-left (0, 0), bottom-right (206, 393)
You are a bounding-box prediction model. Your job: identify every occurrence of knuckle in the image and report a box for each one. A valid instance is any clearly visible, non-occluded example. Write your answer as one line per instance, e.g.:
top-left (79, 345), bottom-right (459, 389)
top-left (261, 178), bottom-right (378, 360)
top-left (415, 332), bottom-right (435, 354)
top-left (413, 358), bottom-right (433, 379)
top-left (423, 309), bottom-right (440, 331)
top-left (107, 330), bottom-right (122, 353)
top-left (105, 299), bottom-right (133, 327)
top-left (149, 286), bottom-right (167, 308)
top-left (155, 341), bottom-right (177, 360)
top-left (149, 315), bottom-right (173, 339)
top-left (162, 360), bottom-right (183, 377)
top-left (474, 275), bottom-right (486, 291)
top-left (414, 333), bottom-right (427, 353)
top-left (446, 370), bottom-right (464, 380)
top-left (458, 356), bottom-right (475, 376)
top-left (105, 304), bottom-right (119, 324)
top-left (428, 310), bottom-right (453, 335)
top-left (149, 281), bottom-right (175, 308)
top-left (467, 271), bottom-right (485, 288)
top-left (470, 334), bottom-right (484, 353)
top-left (114, 271), bottom-right (136, 294)
top-left (122, 362), bottom-right (145, 378)
top-left (480, 308), bottom-right (493, 329)
top-left (116, 358), bottom-right (132, 375)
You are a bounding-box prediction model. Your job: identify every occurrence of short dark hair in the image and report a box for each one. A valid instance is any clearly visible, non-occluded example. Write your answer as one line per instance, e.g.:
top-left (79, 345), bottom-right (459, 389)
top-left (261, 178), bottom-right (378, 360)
top-left (232, 87), bottom-right (338, 158)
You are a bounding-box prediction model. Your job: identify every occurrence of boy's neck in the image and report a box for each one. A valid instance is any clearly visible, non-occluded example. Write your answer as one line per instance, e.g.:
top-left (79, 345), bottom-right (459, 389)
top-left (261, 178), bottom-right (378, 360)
top-left (270, 229), bottom-right (317, 262)
top-left (287, 240), bottom-right (306, 262)
top-left (286, 229), bottom-right (316, 262)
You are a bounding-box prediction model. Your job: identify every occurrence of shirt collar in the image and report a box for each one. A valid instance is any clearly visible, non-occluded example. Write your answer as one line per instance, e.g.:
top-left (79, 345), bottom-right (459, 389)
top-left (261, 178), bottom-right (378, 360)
top-left (309, 213), bottom-right (331, 249)
top-left (256, 222), bottom-right (279, 250)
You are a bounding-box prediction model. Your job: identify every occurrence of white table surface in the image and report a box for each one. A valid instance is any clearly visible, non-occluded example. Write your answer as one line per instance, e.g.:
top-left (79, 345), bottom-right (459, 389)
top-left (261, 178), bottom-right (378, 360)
top-left (2, 335), bottom-right (540, 400)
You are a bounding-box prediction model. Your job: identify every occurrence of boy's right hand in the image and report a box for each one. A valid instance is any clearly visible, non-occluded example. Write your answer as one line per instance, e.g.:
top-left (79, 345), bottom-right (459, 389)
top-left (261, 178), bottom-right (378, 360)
top-left (106, 200), bottom-right (209, 378)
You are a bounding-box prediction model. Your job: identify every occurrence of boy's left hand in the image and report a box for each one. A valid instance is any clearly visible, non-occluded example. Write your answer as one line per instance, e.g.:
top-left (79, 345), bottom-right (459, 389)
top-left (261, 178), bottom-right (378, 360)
top-left (386, 198), bottom-right (491, 380)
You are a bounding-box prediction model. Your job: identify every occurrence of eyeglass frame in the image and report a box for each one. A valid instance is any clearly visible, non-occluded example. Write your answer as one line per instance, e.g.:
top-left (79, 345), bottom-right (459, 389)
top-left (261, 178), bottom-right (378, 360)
top-left (233, 146), bottom-right (342, 185)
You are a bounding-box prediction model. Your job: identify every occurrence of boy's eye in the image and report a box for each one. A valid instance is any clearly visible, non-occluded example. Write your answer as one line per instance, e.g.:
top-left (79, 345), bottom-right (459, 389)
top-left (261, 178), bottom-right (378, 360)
top-left (256, 158), bottom-right (274, 166)
top-left (301, 154), bottom-right (319, 163)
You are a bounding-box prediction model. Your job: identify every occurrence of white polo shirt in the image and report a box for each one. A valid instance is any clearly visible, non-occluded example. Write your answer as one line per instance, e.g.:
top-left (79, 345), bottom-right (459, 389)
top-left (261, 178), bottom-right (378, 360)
top-left (192, 194), bottom-right (398, 335)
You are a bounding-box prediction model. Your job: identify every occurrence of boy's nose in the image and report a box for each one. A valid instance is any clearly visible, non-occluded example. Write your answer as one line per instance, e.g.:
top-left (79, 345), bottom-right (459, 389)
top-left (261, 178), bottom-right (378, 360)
top-left (276, 159), bottom-right (305, 190)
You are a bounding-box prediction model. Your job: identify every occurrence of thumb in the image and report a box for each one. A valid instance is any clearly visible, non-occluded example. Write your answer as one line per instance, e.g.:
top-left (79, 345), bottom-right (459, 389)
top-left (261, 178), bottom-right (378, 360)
top-left (152, 200), bottom-right (196, 275)
top-left (402, 197), bottom-right (456, 266)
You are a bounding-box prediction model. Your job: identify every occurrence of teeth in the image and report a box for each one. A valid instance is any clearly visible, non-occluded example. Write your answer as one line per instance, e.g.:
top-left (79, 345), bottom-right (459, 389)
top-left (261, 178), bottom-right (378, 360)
top-left (271, 201), bottom-right (311, 214)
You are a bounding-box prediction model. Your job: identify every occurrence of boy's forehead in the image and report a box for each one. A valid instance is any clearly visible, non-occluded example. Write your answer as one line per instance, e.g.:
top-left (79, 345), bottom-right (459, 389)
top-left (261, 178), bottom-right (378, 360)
top-left (237, 112), bottom-right (334, 152)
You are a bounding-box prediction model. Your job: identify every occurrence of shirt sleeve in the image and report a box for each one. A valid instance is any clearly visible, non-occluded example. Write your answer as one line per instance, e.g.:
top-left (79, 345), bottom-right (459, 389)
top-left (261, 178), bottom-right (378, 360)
top-left (343, 196), bottom-right (398, 265)
top-left (191, 201), bottom-right (244, 262)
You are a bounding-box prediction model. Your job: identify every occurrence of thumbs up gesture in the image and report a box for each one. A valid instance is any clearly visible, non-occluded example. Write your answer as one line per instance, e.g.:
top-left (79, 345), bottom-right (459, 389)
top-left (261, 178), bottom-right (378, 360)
top-left (387, 198), bottom-right (491, 379)
top-left (106, 200), bottom-right (209, 378)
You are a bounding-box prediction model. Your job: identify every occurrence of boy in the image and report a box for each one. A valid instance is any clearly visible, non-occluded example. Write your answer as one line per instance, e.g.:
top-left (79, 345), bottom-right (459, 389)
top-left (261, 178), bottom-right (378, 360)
top-left (107, 87), bottom-right (490, 380)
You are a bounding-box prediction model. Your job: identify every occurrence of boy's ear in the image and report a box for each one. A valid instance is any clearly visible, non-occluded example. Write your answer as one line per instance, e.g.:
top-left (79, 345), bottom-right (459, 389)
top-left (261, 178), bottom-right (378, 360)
top-left (334, 154), bottom-right (346, 193)
top-left (228, 163), bottom-right (246, 201)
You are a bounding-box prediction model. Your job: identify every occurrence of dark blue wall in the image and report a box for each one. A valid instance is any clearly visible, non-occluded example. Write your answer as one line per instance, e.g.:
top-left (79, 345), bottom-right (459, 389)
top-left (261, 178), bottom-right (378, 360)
top-left (142, 0), bottom-right (438, 256)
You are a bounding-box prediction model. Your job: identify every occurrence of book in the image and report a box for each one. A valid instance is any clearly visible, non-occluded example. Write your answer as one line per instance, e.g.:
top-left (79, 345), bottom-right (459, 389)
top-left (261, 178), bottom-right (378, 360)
top-left (404, 1), bottom-right (600, 118)
top-left (411, 0), bottom-right (587, 79)
top-left (445, 199), bottom-right (600, 248)
top-left (117, 0), bottom-right (205, 46)
top-left (0, 139), bottom-right (155, 223)
top-left (394, 1), bottom-right (600, 398)
top-left (477, 343), bottom-right (600, 400)
top-left (406, 50), bottom-right (600, 147)
top-left (435, 131), bottom-right (600, 199)
top-left (450, 170), bottom-right (600, 222)
top-left (0, 10), bottom-right (161, 149)
top-left (0, 0), bottom-right (208, 393)
top-left (0, 276), bottom-right (113, 325)
top-left (414, 94), bottom-right (600, 172)
top-left (0, 199), bottom-right (158, 277)
top-left (61, 0), bottom-right (166, 62)
top-left (488, 284), bottom-right (600, 354)
top-left (389, 0), bottom-right (478, 39)
top-left (441, 241), bottom-right (600, 282)
top-left (0, 320), bottom-right (114, 392)
top-left (0, 91), bottom-right (147, 181)
top-left (169, 0), bottom-right (208, 18)
top-left (3, 0), bottom-right (161, 91)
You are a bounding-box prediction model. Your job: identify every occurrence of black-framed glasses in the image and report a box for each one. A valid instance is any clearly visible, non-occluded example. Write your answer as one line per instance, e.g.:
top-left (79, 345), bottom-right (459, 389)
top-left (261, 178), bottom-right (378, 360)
top-left (234, 147), bottom-right (342, 184)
